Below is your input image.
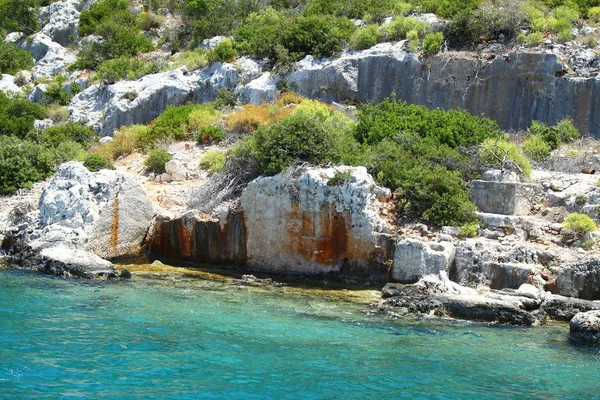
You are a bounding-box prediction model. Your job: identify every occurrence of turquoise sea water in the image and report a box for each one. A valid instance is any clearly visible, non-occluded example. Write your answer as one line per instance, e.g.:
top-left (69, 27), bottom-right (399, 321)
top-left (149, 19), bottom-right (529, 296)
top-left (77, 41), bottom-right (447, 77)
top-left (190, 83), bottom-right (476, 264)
top-left (0, 267), bottom-right (599, 399)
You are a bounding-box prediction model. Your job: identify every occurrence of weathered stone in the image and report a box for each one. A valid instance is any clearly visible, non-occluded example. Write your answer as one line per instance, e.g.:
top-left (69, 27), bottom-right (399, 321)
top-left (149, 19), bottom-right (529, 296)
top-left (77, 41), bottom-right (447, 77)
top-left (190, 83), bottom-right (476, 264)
top-left (160, 173), bottom-right (171, 183)
top-left (99, 136), bottom-right (113, 144)
top-left (39, 0), bottom-right (81, 46)
top-left (558, 259), bottom-right (600, 300)
top-left (392, 238), bottom-right (455, 283)
top-left (542, 294), bottom-right (600, 321)
top-left (0, 74), bottom-right (21, 97)
top-left (570, 310), bottom-right (600, 345)
top-left (27, 84), bottom-right (47, 103)
top-left (39, 246), bottom-right (117, 278)
top-left (287, 46), bottom-right (600, 137)
top-left (69, 64), bottom-right (238, 134)
top-left (471, 180), bottom-right (541, 215)
top-left (239, 72), bottom-right (280, 104)
top-left (171, 172), bottom-right (186, 182)
top-left (482, 169), bottom-right (519, 182)
top-left (240, 166), bottom-right (394, 279)
top-left (165, 160), bottom-right (179, 174)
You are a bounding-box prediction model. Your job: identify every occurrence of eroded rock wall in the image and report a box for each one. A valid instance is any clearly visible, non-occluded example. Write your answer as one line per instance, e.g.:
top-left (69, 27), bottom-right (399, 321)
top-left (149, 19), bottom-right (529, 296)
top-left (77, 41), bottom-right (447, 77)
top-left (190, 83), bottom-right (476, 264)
top-left (288, 44), bottom-right (600, 136)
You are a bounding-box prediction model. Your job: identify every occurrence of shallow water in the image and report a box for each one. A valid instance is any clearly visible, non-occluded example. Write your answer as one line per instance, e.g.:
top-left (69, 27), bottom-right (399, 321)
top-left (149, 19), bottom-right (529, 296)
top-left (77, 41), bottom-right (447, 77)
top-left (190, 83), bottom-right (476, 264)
top-left (0, 267), bottom-right (598, 399)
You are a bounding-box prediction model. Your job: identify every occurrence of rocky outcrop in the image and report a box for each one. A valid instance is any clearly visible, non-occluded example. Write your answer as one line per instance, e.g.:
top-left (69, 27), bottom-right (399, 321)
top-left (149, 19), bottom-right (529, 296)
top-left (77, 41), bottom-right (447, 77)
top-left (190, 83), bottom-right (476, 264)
top-left (287, 44), bottom-right (600, 136)
top-left (240, 166), bottom-right (394, 280)
top-left (39, 0), bottom-right (82, 46)
top-left (471, 180), bottom-right (542, 215)
top-left (239, 73), bottom-right (280, 104)
top-left (18, 33), bottom-right (76, 78)
top-left (542, 294), bottom-right (600, 321)
top-left (392, 238), bottom-right (455, 283)
top-left (0, 74), bottom-right (20, 96)
top-left (2, 162), bottom-right (153, 277)
top-left (558, 259), bottom-right (600, 300)
top-left (69, 64), bottom-right (238, 134)
top-left (569, 310), bottom-right (600, 345)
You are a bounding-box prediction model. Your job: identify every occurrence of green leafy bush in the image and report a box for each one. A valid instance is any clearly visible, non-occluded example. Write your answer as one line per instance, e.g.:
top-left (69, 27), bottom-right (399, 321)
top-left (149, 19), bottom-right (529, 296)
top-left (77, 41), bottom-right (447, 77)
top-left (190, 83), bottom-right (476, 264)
top-left (0, 92), bottom-right (46, 139)
top-left (35, 122), bottom-right (95, 147)
top-left (589, 6), bottom-right (600, 21)
top-left (479, 137), bottom-right (532, 177)
top-left (527, 119), bottom-right (579, 150)
top-left (563, 212), bottom-right (597, 234)
top-left (44, 74), bottom-right (73, 106)
top-left (164, 50), bottom-right (208, 71)
top-left (83, 153), bottom-right (114, 172)
top-left (0, 41), bottom-right (34, 75)
top-left (53, 140), bottom-right (86, 164)
top-left (423, 32), bottom-right (444, 55)
top-left (522, 133), bottom-right (552, 161)
top-left (0, 135), bottom-right (55, 195)
top-left (78, 0), bottom-right (130, 36)
top-left (207, 39), bottom-right (238, 63)
top-left (460, 222), bottom-right (478, 237)
top-left (96, 56), bottom-right (158, 84)
top-left (144, 148), bottom-right (172, 173)
top-left (382, 16), bottom-right (430, 41)
top-left (0, 0), bottom-right (39, 33)
top-left (199, 149), bottom-right (226, 175)
top-left (283, 14), bottom-right (355, 59)
top-left (196, 126), bottom-right (225, 144)
top-left (355, 99), bottom-right (500, 147)
top-left (349, 25), bottom-right (381, 50)
top-left (234, 8), bottom-right (287, 59)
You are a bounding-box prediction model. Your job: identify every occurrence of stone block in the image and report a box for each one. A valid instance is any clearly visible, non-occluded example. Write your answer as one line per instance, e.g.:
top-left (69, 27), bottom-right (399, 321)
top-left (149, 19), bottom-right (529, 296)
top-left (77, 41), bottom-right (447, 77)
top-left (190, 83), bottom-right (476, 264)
top-left (471, 180), bottom-right (542, 215)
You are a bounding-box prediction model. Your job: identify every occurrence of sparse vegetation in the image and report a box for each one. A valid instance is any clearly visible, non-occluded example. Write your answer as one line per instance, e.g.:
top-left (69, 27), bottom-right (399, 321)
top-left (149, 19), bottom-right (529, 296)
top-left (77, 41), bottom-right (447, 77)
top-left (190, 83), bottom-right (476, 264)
top-left (199, 150), bottom-right (226, 175)
top-left (144, 148), bottom-right (172, 173)
top-left (563, 212), bottom-right (597, 235)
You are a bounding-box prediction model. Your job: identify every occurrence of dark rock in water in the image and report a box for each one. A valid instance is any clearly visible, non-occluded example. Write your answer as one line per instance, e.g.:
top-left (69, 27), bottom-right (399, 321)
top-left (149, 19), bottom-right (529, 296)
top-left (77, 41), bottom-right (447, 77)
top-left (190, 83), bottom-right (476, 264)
top-left (234, 274), bottom-right (284, 287)
top-left (120, 269), bottom-right (132, 279)
top-left (569, 310), bottom-right (600, 345)
top-left (542, 294), bottom-right (600, 321)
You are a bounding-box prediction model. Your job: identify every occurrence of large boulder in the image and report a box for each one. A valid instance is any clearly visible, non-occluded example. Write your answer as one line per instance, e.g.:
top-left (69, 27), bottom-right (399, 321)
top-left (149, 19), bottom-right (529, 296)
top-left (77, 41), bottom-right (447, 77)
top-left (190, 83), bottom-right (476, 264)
top-left (69, 64), bottom-right (238, 134)
top-left (239, 72), bottom-right (280, 104)
top-left (558, 259), bottom-right (600, 300)
top-left (240, 166), bottom-right (394, 279)
top-left (20, 33), bottom-right (76, 78)
top-left (36, 162), bottom-right (154, 259)
top-left (392, 238), bottom-right (455, 283)
top-left (570, 310), bottom-right (600, 345)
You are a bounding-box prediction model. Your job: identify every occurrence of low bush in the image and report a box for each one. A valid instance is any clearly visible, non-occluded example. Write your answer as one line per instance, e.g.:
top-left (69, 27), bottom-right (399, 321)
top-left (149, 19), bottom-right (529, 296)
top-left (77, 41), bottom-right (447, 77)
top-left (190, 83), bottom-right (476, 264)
top-left (0, 41), bottom-right (34, 75)
top-left (46, 104), bottom-right (70, 124)
top-left (78, 0), bottom-right (130, 36)
top-left (34, 121), bottom-right (95, 147)
top-left (563, 212), bottom-right (597, 235)
top-left (460, 222), bottom-right (479, 237)
top-left (137, 10), bottom-right (163, 31)
top-left (282, 14), bottom-right (355, 59)
top-left (227, 104), bottom-right (272, 133)
top-left (196, 126), bottom-right (225, 144)
top-left (522, 133), bottom-right (552, 161)
top-left (327, 170), bottom-right (353, 186)
top-left (479, 137), bottom-right (532, 177)
top-left (44, 74), bottom-right (75, 106)
top-left (349, 25), bottom-right (381, 50)
top-left (355, 99), bottom-right (500, 147)
top-left (382, 16), bottom-right (430, 41)
top-left (164, 50), bottom-right (208, 71)
top-left (0, 0), bottom-right (39, 33)
top-left (0, 135), bottom-right (55, 195)
top-left (83, 153), bottom-right (114, 172)
top-left (0, 92), bottom-right (46, 139)
top-left (144, 148), bottom-right (172, 173)
top-left (207, 39), bottom-right (238, 64)
top-left (234, 8), bottom-right (287, 59)
top-left (213, 88), bottom-right (237, 108)
top-left (53, 141), bottom-right (86, 164)
top-left (96, 57), bottom-right (159, 84)
top-left (199, 150), bottom-right (226, 175)
top-left (423, 32), bottom-right (444, 55)
top-left (527, 119), bottom-right (579, 150)
top-left (92, 125), bottom-right (146, 161)
top-left (589, 6), bottom-right (600, 21)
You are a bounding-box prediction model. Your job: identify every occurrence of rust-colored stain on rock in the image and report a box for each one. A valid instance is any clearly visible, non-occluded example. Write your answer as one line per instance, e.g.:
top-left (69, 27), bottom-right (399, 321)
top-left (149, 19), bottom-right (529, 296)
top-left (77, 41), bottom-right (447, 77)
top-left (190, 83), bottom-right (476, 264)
top-left (110, 196), bottom-right (120, 249)
top-left (178, 218), bottom-right (193, 258)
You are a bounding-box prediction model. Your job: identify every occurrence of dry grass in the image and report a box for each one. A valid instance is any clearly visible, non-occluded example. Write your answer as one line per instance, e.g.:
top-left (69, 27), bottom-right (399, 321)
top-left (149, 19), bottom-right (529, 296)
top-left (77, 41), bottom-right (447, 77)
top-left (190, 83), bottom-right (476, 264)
top-left (91, 125), bottom-right (148, 161)
top-left (276, 92), bottom-right (306, 107)
top-left (226, 104), bottom-right (272, 133)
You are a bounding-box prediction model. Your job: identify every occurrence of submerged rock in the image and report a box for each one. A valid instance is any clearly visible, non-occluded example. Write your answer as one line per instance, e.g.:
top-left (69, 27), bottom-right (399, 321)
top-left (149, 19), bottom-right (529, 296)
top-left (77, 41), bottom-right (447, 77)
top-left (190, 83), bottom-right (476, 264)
top-left (570, 310), bottom-right (600, 345)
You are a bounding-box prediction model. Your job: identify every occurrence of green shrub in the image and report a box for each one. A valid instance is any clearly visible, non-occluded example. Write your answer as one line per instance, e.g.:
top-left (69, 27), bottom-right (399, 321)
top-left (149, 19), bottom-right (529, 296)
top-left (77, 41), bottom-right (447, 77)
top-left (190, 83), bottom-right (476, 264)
top-left (349, 25), bottom-right (381, 50)
top-left (557, 28), bottom-right (573, 42)
top-left (525, 32), bottom-right (545, 45)
top-left (207, 39), bottom-right (238, 63)
top-left (83, 153), bottom-right (114, 172)
top-left (96, 57), bottom-right (158, 84)
top-left (141, 104), bottom-right (218, 147)
top-left (234, 8), bottom-right (287, 59)
top-left (196, 126), bottom-right (225, 144)
top-left (522, 133), bottom-right (552, 161)
top-left (53, 140), bottom-right (86, 164)
top-left (137, 11), bottom-right (163, 31)
top-left (383, 16), bottom-right (430, 41)
top-left (423, 32), bottom-right (444, 55)
top-left (327, 170), bottom-right (353, 186)
top-left (78, 0), bottom-right (130, 36)
top-left (214, 88), bottom-right (237, 108)
top-left (282, 14), bottom-right (355, 59)
top-left (0, 41), bottom-right (34, 75)
top-left (144, 148), bottom-right (172, 173)
top-left (445, 9), bottom-right (485, 48)
top-left (589, 6), bottom-right (600, 21)
top-left (35, 122), bottom-right (95, 147)
top-left (0, 0), bottom-right (39, 33)
top-left (44, 74), bottom-right (73, 106)
top-left (199, 149), bottom-right (226, 175)
top-left (0, 92), bottom-right (46, 139)
top-left (479, 137), bottom-right (532, 177)
top-left (460, 222), bottom-right (478, 237)
top-left (0, 135), bottom-right (55, 195)
top-left (355, 99), bottom-right (500, 148)
top-left (244, 107), bottom-right (359, 175)
top-left (563, 212), bottom-right (597, 234)
top-left (164, 50), bottom-right (208, 71)
top-left (528, 119), bottom-right (579, 150)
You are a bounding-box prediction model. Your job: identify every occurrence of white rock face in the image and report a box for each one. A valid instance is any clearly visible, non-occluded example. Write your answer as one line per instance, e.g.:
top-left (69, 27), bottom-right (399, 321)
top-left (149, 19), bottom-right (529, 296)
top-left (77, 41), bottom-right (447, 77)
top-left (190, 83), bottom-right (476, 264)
top-left (392, 238), bottom-right (455, 283)
top-left (39, 246), bottom-right (117, 278)
top-left (35, 162), bottom-right (154, 259)
top-left (39, 0), bottom-right (82, 46)
top-left (0, 74), bottom-right (21, 96)
top-left (239, 72), bottom-right (280, 104)
top-left (27, 84), bottom-right (47, 103)
top-left (69, 64), bottom-right (238, 133)
top-left (240, 166), bottom-right (393, 275)
top-left (236, 57), bottom-right (262, 83)
top-left (199, 36), bottom-right (230, 51)
top-left (20, 33), bottom-right (76, 78)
